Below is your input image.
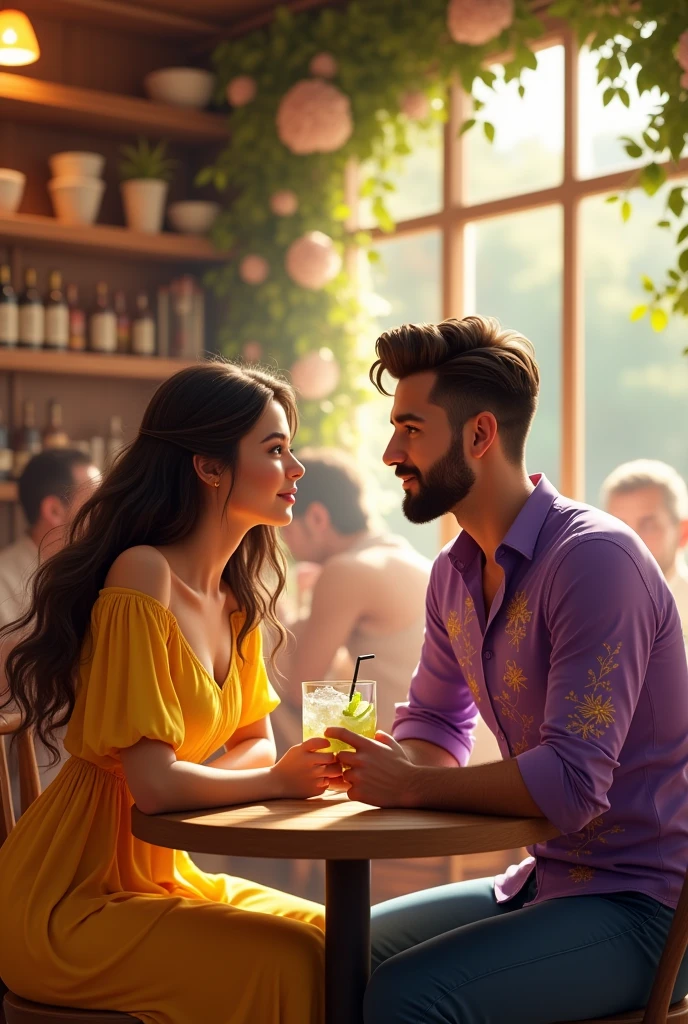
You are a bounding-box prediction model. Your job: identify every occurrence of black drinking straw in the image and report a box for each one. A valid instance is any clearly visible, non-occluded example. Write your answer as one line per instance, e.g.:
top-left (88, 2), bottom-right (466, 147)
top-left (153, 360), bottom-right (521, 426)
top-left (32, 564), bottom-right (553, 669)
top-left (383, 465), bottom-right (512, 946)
top-left (349, 653), bottom-right (375, 702)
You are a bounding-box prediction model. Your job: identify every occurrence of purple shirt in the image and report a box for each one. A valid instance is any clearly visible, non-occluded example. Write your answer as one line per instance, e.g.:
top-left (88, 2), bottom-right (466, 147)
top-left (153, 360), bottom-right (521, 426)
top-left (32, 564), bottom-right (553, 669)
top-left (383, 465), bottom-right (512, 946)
top-left (393, 474), bottom-right (688, 908)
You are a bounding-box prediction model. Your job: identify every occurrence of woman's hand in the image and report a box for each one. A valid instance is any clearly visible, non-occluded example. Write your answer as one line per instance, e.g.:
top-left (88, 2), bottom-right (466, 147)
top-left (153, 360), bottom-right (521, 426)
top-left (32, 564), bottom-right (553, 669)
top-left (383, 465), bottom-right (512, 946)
top-left (270, 738), bottom-right (343, 799)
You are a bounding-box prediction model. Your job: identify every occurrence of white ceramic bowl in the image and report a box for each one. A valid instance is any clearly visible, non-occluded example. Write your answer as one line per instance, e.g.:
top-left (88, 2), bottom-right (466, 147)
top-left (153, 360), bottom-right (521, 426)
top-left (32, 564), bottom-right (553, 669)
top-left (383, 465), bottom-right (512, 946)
top-left (0, 169), bottom-right (25, 214)
top-left (144, 68), bottom-right (214, 109)
top-left (48, 176), bottom-right (105, 226)
top-left (49, 151), bottom-right (105, 180)
top-left (168, 200), bottom-right (220, 235)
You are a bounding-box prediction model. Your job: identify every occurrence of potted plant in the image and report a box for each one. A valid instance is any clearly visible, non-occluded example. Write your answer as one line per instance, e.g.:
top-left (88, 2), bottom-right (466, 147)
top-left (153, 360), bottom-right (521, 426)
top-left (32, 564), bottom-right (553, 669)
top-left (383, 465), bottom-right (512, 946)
top-left (119, 138), bottom-right (177, 234)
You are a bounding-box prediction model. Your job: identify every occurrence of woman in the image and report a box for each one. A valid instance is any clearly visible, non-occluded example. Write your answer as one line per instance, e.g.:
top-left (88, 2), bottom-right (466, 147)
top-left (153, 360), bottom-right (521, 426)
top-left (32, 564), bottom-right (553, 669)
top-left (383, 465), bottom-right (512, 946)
top-left (0, 361), bottom-right (339, 1024)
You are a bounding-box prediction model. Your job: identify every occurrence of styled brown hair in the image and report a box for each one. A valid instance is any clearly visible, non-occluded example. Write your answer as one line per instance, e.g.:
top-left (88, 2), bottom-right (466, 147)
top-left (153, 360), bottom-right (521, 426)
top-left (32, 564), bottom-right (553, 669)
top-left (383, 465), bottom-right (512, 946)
top-left (370, 315), bottom-right (540, 463)
top-left (1, 360), bottom-right (297, 763)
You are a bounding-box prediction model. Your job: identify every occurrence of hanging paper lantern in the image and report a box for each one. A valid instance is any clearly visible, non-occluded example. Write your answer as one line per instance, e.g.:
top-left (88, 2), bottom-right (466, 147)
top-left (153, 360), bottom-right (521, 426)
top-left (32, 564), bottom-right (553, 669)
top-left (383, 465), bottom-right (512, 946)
top-left (309, 51), bottom-right (338, 78)
top-left (242, 341), bottom-right (263, 363)
top-left (677, 31), bottom-right (688, 72)
top-left (400, 90), bottom-right (431, 120)
top-left (226, 75), bottom-right (257, 107)
top-left (270, 189), bottom-right (299, 216)
top-left (285, 231), bottom-right (342, 290)
top-left (291, 348), bottom-right (340, 400)
top-left (239, 254), bottom-right (269, 285)
top-left (447, 0), bottom-right (514, 46)
top-left (276, 79), bottom-right (353, 155)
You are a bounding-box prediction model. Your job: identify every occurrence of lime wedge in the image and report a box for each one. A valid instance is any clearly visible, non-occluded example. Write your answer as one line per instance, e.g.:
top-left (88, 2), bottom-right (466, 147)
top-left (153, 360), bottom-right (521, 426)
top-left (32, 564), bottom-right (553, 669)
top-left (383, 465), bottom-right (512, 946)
top-left (342, 691), bottom-right (362, 717)
top-left (349, 700), bottom-right (372, 720)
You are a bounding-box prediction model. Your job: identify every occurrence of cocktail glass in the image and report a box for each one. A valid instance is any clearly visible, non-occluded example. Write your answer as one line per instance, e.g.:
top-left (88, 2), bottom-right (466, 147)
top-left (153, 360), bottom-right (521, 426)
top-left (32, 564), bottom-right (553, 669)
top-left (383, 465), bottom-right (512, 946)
top-left (302, 680), bottom-right (377, 754)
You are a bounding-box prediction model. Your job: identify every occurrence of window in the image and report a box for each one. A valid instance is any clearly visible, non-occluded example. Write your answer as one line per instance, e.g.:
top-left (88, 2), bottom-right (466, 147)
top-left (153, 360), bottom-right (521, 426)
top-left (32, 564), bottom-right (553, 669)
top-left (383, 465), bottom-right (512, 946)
top-left (359, 35), bottom-right (688, 554)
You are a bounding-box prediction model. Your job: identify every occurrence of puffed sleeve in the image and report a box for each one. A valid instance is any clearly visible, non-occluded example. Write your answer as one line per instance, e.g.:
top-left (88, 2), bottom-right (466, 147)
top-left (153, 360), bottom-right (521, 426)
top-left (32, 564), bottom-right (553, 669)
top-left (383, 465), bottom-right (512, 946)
top-left (73, 590), bottom-right (185, 760)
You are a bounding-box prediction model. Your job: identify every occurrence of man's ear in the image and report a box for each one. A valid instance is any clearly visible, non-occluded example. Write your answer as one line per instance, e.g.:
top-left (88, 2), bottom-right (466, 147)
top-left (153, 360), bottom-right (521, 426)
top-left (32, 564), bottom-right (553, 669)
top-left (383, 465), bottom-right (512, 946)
top-left (39, 495), bottom-right (67, 528)
top-left (679, 518), bottom-right (688, 549)
top-left (304, 501), bottom-right (331, 532)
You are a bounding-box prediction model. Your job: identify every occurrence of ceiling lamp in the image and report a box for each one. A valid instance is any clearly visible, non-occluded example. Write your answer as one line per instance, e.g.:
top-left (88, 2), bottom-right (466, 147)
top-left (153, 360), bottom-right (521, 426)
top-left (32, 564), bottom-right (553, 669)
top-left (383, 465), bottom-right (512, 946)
top-left (0, 9), bottom-right (39, 66)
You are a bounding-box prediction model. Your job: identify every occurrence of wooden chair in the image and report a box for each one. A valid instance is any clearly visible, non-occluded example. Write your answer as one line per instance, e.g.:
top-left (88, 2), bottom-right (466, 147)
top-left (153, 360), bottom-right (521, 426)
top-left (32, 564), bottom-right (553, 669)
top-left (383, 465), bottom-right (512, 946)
top-left (0, 713), bottom-right (136, 1024)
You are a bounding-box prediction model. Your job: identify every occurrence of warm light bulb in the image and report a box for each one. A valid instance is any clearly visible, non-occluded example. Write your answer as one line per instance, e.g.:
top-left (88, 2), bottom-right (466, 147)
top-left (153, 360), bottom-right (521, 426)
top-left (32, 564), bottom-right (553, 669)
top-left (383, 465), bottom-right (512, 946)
top-left (0, 9), bottom-right (39, 66)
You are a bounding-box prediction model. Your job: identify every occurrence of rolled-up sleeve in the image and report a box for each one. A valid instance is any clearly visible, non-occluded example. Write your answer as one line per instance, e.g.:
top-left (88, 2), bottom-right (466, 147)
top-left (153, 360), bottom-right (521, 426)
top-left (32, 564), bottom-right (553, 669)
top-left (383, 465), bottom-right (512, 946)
top-left (392, 558), bottom-right (478, 765)
top-left (517, 538), bottom-right (656, 835)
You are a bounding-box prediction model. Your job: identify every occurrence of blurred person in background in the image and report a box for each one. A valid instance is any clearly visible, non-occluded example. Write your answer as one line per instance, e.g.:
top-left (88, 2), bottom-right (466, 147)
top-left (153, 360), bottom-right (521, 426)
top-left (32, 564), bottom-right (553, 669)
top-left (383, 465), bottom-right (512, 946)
top-left (0, 448), bottom-right (100, 796)
top-left (601, 459), bottom-right (688, 632)
top-left (274, 447), bottom-right (431, 749)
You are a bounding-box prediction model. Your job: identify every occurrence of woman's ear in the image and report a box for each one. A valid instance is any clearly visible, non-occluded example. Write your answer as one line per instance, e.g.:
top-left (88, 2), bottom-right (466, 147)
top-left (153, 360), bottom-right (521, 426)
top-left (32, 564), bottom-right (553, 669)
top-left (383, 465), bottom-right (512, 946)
top-left (192, 454), bottom-right (225, 488)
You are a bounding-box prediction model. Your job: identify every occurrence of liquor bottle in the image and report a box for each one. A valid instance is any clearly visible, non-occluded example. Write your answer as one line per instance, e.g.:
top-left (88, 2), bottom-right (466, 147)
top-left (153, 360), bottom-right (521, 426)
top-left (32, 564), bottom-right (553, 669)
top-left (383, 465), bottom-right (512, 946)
top-left (42, 399), bottom-right (69, 449)
top-left (12, 398), bottom-right (42, 477)
top-left (0, 406), bottom-right (12, 480)
top-left (44, 270), bottom-right (69, 351)
top-left (67, 284), bottom-right (87, 352)
top-left (131, 292), bottom-right (156, 357)
top-left (114, 290), bottom-right (130, 355)
top-left (18, 268), bottom-right (45, 349)
top-left (105, 414), bottom-right (124, 471)
top-left (89, 282), bottom-right (116, 354)
top-left (0, 264), bottom-right (18, 348)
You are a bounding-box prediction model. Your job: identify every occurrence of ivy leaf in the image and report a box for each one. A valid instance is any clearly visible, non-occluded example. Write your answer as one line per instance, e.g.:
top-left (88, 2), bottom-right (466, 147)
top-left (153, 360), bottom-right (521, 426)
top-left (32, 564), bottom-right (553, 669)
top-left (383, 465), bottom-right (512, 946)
top-left (605, 195), bottom-right (619, 203)
top-left (602, 86), bottom-right (616, 106)
top-left (617, 88), bottom-right (630, 108)
top-left (630, 304), bottom-right (648, 321)
top-left (678, 225), bottom-right (688, 245)
top-left (668, 189), bottom-right (685, 218)
top-left (641, 275), bottom-right (655, 292)
top-left (679, 249), bottom-right (688, 274)
top-left (367, 249), bottom-right (381, 264)
top-left (332, 203), bottom-right (351, 221)
top-left (657, 220), bottom-right (671, 228)
top-left (623, 141), bottom-right (643, 159)
top-left (518, 83), bottom-right (526, 98)
top-left (621, 200), bottom-right (632, 222)
top-left (650, 308), bottom-right (668, 332)
top-left (372, 196), bottom-right (395, 233)
top-left (640, 163), bottom-right (666, 197)
top-left (483, 121), bottom-right (496, 143)
top-left (458, 118), bottom-right (476, 136)
top-left (668, 270), bottom-right (681, 282)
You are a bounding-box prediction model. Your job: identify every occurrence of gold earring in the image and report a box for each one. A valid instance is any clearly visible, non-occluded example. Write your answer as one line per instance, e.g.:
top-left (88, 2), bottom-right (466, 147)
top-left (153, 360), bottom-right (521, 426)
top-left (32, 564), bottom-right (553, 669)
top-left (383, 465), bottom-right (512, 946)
top-left (214, 479), bottom-right (220, 488)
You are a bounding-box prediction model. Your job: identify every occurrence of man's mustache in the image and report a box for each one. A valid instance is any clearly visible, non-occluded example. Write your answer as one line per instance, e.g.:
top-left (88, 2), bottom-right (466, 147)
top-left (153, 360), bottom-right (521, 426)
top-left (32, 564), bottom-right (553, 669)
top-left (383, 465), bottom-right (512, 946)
top-left (395, 465), bottom-right (423, 484)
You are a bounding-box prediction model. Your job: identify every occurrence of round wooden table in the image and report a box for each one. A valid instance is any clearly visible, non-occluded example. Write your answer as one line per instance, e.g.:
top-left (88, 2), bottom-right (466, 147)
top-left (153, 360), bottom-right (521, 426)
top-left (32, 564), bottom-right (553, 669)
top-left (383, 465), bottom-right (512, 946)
top-left (131, 795), bottom-right (557, 1024)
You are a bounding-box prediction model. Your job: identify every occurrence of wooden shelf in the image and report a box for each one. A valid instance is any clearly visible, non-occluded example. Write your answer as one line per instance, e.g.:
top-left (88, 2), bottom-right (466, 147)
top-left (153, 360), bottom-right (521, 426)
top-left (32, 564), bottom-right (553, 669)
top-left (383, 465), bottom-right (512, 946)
top-left (0, 481), bottom-right (17, 503)
top-left (0, 73), bottom-right (228, 143)
top-left (0, 213), bottom-right (229, 263)
top-left (0, 348), bottom-right (197, 380)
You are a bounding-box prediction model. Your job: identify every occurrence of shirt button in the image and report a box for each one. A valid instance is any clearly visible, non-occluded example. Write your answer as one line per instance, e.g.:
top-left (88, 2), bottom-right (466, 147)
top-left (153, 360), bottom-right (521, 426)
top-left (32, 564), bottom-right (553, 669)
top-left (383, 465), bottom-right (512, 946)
top-left (483, 650), bottom-right (493, 660)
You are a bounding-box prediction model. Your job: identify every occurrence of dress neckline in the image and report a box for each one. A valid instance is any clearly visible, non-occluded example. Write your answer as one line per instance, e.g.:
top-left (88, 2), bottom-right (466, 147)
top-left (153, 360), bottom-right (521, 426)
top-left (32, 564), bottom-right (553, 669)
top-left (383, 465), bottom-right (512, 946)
top-left (98, 586), bottom-right (244, 690)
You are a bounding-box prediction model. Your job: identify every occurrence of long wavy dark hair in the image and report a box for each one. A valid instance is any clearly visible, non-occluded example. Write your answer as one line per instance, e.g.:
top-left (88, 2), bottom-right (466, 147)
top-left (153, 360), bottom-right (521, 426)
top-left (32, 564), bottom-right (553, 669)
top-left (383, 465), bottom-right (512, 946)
top-left (0, 360), bottom-right (297, 763)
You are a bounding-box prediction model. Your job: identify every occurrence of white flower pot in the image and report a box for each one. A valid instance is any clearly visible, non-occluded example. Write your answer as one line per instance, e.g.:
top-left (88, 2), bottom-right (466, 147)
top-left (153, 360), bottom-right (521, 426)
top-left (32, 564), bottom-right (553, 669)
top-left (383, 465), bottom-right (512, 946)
top-left (120, 179), bottom-right (168, 234)
top-left (0, 169), bottom-right (25, 214)
top-left (49, 151), bottom-right (105, 179)
top-left (48, 175), bottom-right (105, 225)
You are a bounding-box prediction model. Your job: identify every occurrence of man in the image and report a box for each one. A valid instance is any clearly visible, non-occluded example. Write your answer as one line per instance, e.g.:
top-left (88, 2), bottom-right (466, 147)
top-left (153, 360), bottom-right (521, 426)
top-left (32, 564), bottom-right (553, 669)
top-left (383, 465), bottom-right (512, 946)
top-left (0, 448), bottom-right (100, 792)
top-left (277, 448), bottom-right (431, 734)
top-left (325, 316), bottom-right (688, 1024)
top-left (601, 459), bottom-right (688, 632)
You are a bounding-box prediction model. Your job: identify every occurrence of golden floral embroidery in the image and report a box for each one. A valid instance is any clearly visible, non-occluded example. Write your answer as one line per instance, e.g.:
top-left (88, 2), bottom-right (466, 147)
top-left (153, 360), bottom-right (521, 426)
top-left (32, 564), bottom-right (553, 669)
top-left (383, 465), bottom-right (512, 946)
top-left (565, 642), bottom-right (621, 740)
top-left (569, 866), bottom-right (595, 884)
top-left (447, 597), bottom-right (480, 704)
top-left (504, 660), bottom-right (528, 692)
top-left (505, 591), bottom-right (532, 651)
top-left (568, 816), bottom-right (625, 859)
top-left (494, 661), bottom-right (533, 754)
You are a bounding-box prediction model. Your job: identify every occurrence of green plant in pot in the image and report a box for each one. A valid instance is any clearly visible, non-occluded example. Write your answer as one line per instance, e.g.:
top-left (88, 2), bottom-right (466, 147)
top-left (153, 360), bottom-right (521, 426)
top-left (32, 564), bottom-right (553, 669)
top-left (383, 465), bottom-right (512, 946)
top-left (119, 138), bottom-right (177, 234)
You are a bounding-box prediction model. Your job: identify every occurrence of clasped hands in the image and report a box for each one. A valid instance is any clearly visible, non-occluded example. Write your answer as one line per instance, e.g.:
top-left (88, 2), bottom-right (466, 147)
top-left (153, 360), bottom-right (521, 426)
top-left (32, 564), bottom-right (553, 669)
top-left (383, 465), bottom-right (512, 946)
top-left (324, 727), bottom-right (418, 808)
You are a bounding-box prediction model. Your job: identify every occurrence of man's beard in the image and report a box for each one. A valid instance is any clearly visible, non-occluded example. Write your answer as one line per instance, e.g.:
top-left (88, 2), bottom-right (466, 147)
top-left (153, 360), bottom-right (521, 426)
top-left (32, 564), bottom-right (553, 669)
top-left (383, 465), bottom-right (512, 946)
top-left (398, 444), bottom-right (475, 525)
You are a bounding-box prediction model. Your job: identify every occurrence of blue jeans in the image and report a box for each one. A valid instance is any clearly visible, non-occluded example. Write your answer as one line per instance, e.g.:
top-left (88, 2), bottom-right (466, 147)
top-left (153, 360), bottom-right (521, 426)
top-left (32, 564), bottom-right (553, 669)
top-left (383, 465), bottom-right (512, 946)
top-left (365, 875), bottom-right (688, 1024)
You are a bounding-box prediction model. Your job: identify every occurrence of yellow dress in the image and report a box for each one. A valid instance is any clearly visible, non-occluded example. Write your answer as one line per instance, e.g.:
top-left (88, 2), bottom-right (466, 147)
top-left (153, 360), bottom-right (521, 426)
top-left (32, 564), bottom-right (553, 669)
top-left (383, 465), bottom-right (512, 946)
top-left (0, 587), bottom-right (325, 1024)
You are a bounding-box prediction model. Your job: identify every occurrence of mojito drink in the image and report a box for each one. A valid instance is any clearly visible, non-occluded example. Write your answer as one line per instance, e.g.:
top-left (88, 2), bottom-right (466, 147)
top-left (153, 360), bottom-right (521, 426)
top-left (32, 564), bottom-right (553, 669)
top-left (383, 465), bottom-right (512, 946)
top-left (302, 680), bottom-right (377, 754)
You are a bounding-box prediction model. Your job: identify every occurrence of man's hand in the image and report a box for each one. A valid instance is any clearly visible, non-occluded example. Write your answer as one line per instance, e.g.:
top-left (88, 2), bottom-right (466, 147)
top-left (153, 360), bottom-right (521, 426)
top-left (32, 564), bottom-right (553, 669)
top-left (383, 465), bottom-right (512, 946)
top-left (324, 727), bottom-right (419, 808)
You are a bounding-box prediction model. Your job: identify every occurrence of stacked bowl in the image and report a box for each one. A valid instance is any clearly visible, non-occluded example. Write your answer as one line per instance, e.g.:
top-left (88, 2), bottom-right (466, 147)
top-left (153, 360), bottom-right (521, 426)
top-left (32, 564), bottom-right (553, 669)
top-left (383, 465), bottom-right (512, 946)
top-left (48, 151), bottom-right (105, 226)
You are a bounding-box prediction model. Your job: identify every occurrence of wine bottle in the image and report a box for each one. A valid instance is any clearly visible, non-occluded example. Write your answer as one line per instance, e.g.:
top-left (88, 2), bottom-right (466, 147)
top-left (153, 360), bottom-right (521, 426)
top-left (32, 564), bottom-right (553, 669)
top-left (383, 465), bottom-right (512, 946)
top-left (114, 290), bottom-right (131, 355)
top-left (12, 399), bottom-right (42, 477)
top-left (90, 282), bottom-right (116, 354)
top-left (0, 406), bottom-right (12, 480)
top-left (42, 399), bottom-right (69, 449)
top-left (18, 268), bottom-right (45, 349)
top-left (105, 414), bottom-right (124, 471)
top-left (131, 292), bottom-right (156, 357)
top-left (67, 284), bottom-right (87, 352)
top-left (0, 264), bottom-right (18, 348)
top-left (44, 270), bottom-right (69, 351)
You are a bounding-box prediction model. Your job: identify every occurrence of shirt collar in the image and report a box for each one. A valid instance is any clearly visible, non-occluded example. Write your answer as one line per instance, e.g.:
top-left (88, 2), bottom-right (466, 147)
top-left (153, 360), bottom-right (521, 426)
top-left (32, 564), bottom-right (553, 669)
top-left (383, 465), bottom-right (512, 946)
top-left (448, 473), bottom-right (559, 571)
